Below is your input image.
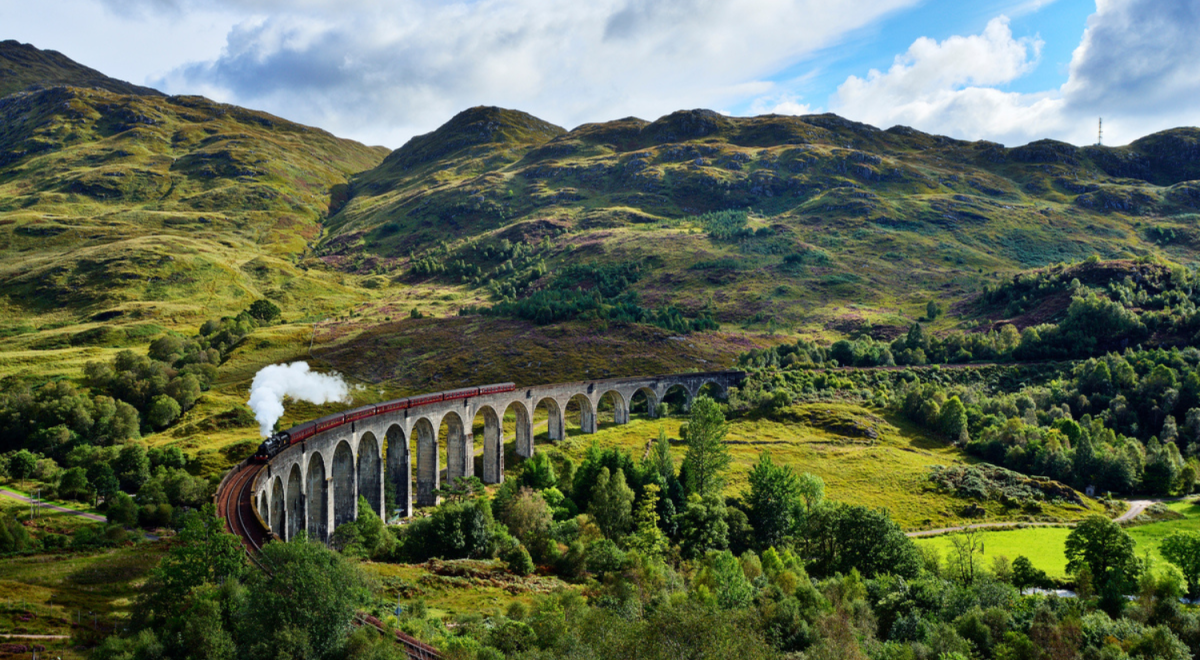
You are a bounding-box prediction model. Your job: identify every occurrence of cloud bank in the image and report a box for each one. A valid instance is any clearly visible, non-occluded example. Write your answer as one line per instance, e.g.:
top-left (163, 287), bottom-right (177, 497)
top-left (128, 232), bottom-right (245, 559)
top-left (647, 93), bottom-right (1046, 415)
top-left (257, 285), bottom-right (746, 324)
top-left (828, 0), bottom-right (1200, 146)
top-left (153, 0), bottom-right (917, 147)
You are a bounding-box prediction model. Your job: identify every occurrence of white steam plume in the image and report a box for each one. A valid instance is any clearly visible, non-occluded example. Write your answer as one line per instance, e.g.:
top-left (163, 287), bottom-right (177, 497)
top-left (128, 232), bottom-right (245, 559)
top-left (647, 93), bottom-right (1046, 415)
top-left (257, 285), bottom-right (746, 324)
top-left (247, 362), bottom-right (351, 437)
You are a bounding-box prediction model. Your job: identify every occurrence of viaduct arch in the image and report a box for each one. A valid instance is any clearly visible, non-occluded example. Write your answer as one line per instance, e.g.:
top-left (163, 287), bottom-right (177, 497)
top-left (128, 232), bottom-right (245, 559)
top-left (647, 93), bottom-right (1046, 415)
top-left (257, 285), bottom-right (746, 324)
top-left (251, 370), bottom-right (742, 543)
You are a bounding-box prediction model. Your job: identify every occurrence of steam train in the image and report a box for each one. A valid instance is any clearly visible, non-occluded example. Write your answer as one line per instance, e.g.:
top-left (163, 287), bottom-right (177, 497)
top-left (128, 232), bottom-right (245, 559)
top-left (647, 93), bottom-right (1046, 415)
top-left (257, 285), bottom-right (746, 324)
top-left (251, 382), bottom-right (517, 463)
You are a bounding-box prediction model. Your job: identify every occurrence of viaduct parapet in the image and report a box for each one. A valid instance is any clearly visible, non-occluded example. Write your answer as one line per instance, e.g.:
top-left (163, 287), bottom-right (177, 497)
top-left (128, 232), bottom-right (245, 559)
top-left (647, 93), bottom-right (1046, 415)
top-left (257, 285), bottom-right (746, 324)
top-left (250, 370), bottom-right (743, 543)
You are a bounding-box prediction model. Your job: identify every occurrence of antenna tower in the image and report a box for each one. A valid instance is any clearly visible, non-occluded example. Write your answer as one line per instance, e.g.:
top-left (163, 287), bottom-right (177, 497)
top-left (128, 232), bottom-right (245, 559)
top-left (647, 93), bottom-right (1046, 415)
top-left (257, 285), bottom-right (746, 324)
top-left (1097, 117), bottom-right (1103, 146)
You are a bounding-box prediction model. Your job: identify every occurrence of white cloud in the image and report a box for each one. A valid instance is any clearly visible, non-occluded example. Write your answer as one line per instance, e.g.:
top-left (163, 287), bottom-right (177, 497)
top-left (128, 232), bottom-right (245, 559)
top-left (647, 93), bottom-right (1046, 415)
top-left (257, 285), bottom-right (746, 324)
top-left (152, 0), bottom-right (919, 147)
top-left (829, 0), bottom-right (1200, 146)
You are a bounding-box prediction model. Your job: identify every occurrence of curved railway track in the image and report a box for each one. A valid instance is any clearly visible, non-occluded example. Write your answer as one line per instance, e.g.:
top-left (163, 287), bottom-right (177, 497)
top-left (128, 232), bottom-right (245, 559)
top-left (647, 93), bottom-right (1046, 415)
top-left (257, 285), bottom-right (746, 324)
top-left (215, 463), bottom-right (440, 659)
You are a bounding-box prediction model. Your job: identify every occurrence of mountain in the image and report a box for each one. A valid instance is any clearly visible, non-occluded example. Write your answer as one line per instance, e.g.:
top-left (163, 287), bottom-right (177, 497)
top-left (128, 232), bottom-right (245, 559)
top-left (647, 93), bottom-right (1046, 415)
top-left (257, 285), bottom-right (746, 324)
top-left (0, 79), bottom-right (389, 330)
top-left (324, 107), bottom-right (1200, 337)
top-left (3, 42), bottom-right (1200, 396)
top-left (0, 40), bottom-right (163, 98)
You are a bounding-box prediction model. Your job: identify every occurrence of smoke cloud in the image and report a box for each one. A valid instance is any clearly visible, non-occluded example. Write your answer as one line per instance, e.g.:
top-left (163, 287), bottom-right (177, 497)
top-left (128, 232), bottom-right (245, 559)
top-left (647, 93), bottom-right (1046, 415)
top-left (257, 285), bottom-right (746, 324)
top-left (247, 362), bottom-right (350, 437)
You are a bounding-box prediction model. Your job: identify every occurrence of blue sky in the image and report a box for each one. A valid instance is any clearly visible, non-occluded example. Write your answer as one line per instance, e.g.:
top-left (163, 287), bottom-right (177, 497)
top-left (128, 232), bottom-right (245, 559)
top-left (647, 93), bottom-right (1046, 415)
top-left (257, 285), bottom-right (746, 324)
top-left (1, 0), bottom-right (1196, 148)
top-left (747, 0), bottom-right (1094, 106)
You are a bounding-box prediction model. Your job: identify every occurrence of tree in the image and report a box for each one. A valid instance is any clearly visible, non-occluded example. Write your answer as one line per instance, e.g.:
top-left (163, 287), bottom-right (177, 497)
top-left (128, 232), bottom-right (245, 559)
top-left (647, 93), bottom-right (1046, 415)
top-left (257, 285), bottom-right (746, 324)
top-left (247, 299), bottom-right (281, 323)
top-left (744, 452), bottom-right (801, 550)
top-left (59, 466), bottom-right (89, 501)
top-left (625, 483), bottom-right (668, 557)
top-left (696, 550), bottom-right (754, 609)
top-left (1064, 515), bottom-right (1140, 611)
top-left (107, 491), bottom-right (139, 527)
top-left (803, 504), bottom-right (921, 579)
top-left (10, 449), bottom-right (36, 488)
top-left (1012, 556), bottom-right (1050, 594)
top-left (947, 529), bottom-right (984, 584)
top-left (681, 395), bottom-right (731, 497)
top-left (588, 467), bottom-right (634, 539)
top-left (87, 462), bottom-right (120, 502)
top-left (243, 538), bottom-right (372, 659)
top-left (926, 300), bottom-right (942, 321)
top-left (796, 472), bottom-right (825, 514)
top-left (1161, 531), bottom-right (1200, 599)
top-left (678, 493), bottom-right (729, 559)
top-left (147, 394), bottom-right (182, 429)
top-left (940, 396), bottom-right (969, 443)
top-left (115, 443), bottom-right (151, 492)
top-left (138, 504), bottom-right (247, 621)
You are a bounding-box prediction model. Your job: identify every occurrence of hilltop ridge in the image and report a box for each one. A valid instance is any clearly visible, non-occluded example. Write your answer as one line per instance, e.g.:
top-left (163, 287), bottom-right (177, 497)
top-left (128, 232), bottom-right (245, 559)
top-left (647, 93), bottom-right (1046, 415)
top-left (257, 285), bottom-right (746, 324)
top-left (0, 39), bottom-right (163, 98)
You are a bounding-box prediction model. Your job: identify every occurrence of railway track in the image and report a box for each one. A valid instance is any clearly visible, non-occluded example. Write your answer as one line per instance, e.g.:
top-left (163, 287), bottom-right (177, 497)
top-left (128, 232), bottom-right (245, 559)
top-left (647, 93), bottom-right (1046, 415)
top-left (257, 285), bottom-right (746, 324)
top-left (215, 462), bottom-right (440, 659)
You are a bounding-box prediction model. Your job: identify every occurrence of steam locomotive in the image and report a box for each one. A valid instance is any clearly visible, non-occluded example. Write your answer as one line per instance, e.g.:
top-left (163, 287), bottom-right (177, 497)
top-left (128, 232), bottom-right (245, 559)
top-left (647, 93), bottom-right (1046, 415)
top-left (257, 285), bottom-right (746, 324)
top-left (251, 382), bottom-right (516, 463)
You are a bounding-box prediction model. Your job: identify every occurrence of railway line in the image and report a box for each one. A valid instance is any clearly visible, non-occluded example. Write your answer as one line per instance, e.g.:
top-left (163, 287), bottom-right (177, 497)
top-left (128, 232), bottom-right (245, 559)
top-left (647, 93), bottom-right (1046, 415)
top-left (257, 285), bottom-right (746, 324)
top-left (215, 461), bottom-right (441, 659)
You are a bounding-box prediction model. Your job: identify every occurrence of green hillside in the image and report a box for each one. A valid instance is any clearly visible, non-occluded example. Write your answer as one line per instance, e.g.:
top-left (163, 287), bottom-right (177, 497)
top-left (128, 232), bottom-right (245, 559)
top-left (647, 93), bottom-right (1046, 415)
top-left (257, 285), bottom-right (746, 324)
top-left (327, 106), bottom-right (1200, 337)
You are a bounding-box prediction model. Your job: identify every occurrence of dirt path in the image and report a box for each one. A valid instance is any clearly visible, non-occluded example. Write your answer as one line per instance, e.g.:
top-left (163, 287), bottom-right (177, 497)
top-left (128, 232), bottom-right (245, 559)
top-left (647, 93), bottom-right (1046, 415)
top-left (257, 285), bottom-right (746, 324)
top-left (907, 521), bottom-right (1069, 538)
top-left (0, 488), bottom-right (105, 522)
top-left (907, 498), bottom-right (1180, 538)
top-left (0, 633), bottom-right (71, 640)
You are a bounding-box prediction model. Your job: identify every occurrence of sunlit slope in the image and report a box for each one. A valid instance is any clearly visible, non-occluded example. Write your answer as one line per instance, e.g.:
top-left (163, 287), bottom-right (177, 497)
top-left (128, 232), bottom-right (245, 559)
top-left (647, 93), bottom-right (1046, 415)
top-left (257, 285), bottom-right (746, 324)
top-left (0, 85), bottom-right (388, 327)
top-left (329, 107), bottom-right (1200, 333)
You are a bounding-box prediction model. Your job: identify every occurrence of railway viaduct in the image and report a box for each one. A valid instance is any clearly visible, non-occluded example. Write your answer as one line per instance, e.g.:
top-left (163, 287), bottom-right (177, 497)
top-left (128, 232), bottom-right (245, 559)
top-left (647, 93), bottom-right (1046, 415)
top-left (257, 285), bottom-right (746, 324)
top-left (248, 371), bottom-right (743, 543)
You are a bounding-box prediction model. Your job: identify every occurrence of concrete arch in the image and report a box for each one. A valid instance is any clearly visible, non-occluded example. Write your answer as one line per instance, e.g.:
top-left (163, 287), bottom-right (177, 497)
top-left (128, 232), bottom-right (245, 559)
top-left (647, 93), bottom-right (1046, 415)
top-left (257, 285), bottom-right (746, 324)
top-left (286, 463), bottom-right (303, 541)
top-left (258, 491), bottom-right (268, 526)
top-left (630, 386), bottom-right (659, 418)
top-left (661, 383), bottom-right (691, 414)
top-left (414, 417), bottom-right (438, 507)
top-left (694, 379), bottom-right (727, 401)
top-left (567, 393), bottom-right (597, 434)
top-left (534, 397), bottom-right (564, 443)
top-left (385, 424), bottom-right (410, 518)
top-left (270, 476), bottom-right (285, 537)
top-left (357, 432), bottom-right (382, 517)
top-left (332, 440), bottom-right (357, 530)
top-left (306, 452), bottom-right (328, 541)
top-left (475, 405), bottom-right (504, 484)
top-left (598, 389), bottom-right (629, 426)
top-left (506, 400), bottom-right (534, 460)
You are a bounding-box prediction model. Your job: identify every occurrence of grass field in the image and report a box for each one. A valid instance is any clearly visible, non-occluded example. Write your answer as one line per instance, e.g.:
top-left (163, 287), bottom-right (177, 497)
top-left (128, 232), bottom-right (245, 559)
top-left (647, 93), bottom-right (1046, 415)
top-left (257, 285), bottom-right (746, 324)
top-left (914, 527), bottom-right (1075, 577)
top-left (915, 499), bottom-right (1200, 579)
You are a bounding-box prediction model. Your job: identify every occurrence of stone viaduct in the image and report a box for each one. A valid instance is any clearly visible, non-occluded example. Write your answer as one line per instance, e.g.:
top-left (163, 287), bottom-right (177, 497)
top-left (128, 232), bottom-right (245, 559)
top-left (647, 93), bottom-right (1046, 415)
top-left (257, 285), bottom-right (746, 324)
top-left (250, 370), bottom-right (743, 543)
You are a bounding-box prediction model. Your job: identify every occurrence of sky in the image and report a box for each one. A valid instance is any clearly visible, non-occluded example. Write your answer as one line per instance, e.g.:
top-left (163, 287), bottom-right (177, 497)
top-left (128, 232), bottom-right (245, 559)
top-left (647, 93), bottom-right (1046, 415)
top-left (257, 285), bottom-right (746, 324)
top-left (2, 0), bottom-right (1197, 150)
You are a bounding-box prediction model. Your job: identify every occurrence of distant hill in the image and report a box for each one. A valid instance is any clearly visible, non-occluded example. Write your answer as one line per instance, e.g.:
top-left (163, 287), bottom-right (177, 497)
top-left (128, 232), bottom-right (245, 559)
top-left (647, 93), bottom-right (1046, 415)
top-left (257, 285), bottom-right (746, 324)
top-left (322, 106), bottom-right (1200, 336)
top-left (2, 41), bottom-right (1200, 393)
top-left (0, 40), bottom-right (163, 98)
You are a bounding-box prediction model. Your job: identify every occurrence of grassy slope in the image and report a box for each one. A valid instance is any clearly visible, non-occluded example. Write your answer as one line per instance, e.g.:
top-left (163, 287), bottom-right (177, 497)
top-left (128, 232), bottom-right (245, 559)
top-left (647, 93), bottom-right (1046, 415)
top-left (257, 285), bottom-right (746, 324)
top-left (328, 108), bottom-right (1200, 337)
top-left (533, 404), bottom-right (1100, 530)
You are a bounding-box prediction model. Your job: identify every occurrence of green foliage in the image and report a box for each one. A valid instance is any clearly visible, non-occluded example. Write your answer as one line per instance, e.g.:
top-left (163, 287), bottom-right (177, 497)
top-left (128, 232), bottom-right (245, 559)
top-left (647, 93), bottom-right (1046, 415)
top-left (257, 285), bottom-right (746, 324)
top-left (399, 497), bottom-right (499, 561)
top-left (587, 467), bottom-right (634, 540)
top-left (1065, 515), bottom-right (1141, 608)
top-left (1159, 531), bottom-right (1200, 598)
top-left (246, 299), bottom-right (282, 323)
top-left (803, 503), bottom-right (922, 579)
top-left (682, 395), bottom-right (731, 496)
top-left (744, 452), bottom-right (803, 550)
top-left (244, 538), bottom-right (374, 659)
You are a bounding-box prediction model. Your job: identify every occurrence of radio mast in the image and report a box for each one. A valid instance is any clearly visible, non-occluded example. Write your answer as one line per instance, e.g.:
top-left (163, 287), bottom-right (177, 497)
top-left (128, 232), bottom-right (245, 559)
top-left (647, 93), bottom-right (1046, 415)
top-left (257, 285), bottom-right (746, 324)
top-left (1096, 117), bottom-right (1103, 146)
